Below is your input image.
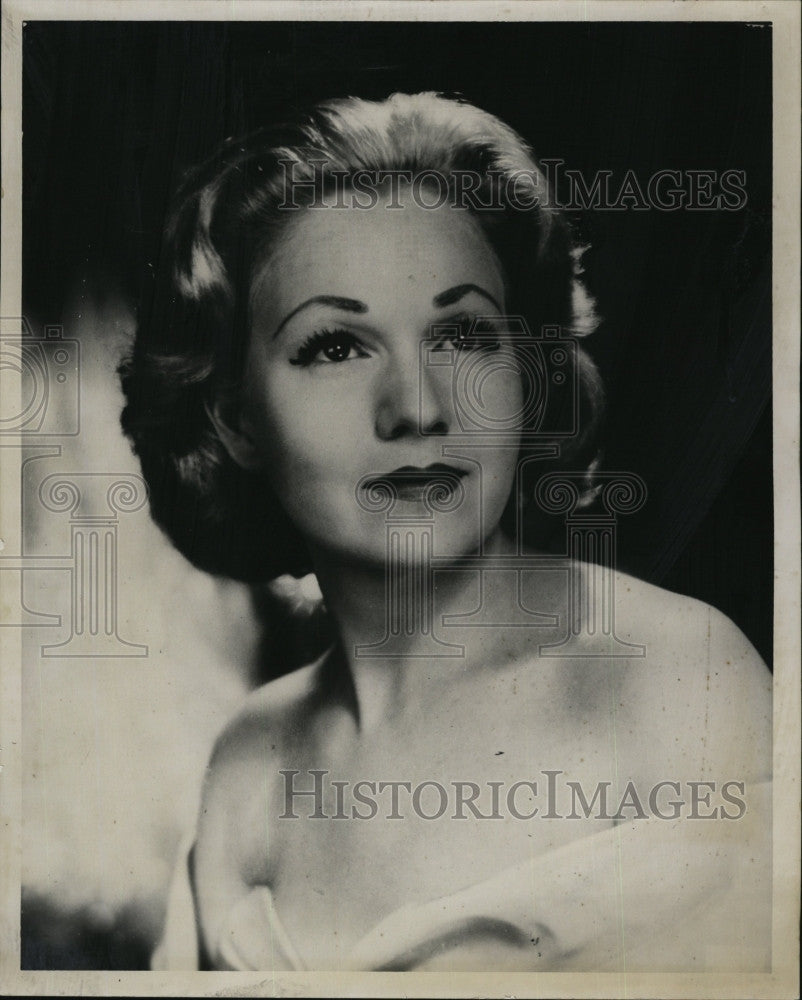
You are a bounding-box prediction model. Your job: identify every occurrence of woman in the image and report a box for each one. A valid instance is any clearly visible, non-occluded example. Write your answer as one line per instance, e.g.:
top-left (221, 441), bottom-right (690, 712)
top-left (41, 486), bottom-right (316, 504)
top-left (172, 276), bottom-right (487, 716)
top-left (120, 92), bottom-right (771, 972)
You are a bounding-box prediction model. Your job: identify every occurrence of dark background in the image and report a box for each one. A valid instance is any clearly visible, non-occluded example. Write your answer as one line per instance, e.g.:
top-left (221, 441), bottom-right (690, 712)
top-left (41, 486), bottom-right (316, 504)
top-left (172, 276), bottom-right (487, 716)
top-left (23, 19), bottom-right (773, 659)
top-left (20, 19), bottom-right (772, 967)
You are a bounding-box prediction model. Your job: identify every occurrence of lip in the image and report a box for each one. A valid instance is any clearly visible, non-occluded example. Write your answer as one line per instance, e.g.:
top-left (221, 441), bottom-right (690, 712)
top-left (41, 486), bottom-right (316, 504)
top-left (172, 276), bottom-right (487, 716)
top-left (364, 463), bottom-right (468, 502)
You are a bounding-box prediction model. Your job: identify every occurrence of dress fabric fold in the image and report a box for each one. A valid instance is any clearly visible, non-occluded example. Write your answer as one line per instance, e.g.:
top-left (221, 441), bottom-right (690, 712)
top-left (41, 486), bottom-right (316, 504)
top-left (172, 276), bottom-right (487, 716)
top-left (152, 782), bottom-right (771, 972)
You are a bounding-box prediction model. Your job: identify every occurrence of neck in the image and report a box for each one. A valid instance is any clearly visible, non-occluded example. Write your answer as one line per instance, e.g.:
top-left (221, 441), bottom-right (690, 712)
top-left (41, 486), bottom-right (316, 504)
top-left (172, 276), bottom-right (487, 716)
top-left (310, 527), bottom-right (516, 731)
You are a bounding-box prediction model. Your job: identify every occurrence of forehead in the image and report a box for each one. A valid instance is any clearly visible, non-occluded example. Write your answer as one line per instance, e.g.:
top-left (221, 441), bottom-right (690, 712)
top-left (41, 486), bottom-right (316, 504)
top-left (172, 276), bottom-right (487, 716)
top-left (251, 195), bottom-right (506, 319)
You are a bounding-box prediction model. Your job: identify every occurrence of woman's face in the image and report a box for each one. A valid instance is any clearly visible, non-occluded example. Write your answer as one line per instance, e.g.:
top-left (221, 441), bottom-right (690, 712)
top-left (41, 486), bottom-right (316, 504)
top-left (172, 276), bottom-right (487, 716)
top-left (237, 187), bottom-right (523, 566)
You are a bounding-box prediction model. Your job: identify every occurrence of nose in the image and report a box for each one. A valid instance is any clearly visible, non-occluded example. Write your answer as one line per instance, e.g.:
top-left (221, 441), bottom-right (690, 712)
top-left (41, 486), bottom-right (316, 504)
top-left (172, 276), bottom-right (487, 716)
top-left (375, 352), bottom-right (450, 440)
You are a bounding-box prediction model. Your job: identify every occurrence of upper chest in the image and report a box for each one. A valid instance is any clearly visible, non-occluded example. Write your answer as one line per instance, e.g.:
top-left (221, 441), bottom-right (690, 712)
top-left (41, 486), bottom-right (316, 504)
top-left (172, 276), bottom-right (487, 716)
top-left (260, 657), bottom-right (650, 962)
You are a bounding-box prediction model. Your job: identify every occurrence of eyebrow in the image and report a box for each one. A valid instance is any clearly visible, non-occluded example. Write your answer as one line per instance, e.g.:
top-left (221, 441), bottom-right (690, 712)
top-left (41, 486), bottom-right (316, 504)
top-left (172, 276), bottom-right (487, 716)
top-left (433, 283), bottom-right (503, 313)
top-left (272, 296), bottom-right (368, 338)
top-left (272, 283), bottom-right (502, 339)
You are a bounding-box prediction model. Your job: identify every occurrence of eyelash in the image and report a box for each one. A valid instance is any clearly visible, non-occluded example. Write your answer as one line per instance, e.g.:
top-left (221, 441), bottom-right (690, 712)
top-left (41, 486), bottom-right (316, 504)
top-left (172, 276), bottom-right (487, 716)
top-left (289, 328), bottom-right (369, 367)
top-left (287, 317), bottom-right (502, 367)
top-left (440, 318), bottom-right (501, 352)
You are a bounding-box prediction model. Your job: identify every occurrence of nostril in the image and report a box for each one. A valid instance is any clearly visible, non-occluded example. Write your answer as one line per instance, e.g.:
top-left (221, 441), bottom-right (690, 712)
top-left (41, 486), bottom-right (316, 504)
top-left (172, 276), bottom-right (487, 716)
top-left (376, 410), bottom-right (419, 440)
top-left (387, 423), bottom-right (410, 441)
top-left (424, 418), bottom-right (449, 436)
top-left (375, 369), bottom-right (450, 440)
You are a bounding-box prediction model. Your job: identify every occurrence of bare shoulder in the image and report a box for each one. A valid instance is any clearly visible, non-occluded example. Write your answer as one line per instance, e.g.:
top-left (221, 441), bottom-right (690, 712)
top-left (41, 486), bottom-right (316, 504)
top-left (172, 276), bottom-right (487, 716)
top-left (207, 659), bottom-right (323, 770)
top-left (198, 656), bottom-right (325, 830)
top-left (611, 570), bottom-right (772, 783)
top-left (191, 657), bottom-right (326, 956)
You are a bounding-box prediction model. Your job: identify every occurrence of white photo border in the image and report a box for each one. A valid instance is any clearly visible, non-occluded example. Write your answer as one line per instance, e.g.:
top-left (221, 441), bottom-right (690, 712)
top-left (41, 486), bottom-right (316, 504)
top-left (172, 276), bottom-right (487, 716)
top-left (1, 2), bottom-right (798, 997)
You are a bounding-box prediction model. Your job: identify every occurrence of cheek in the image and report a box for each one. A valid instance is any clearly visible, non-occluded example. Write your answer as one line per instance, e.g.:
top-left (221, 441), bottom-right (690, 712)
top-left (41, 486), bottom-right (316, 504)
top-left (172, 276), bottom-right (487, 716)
top-left (480, 370), bottom-right (524, 485)
top-left (474, 367), bottom-right (525, 431)
top-left (251, 374), bottom-right (371, 486)
top-left (456, 353), bottom-right (524, 420)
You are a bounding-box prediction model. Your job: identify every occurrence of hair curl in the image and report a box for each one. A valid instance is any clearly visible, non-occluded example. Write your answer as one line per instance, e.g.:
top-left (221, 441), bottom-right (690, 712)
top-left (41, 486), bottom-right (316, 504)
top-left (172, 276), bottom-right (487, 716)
top-left (120, 92), bottom-right (603, 582)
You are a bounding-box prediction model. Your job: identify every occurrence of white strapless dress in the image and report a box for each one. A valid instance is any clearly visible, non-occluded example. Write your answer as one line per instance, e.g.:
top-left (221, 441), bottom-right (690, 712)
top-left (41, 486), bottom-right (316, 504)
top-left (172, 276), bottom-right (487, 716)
top-left (152, 782), bottom-right (771, 972)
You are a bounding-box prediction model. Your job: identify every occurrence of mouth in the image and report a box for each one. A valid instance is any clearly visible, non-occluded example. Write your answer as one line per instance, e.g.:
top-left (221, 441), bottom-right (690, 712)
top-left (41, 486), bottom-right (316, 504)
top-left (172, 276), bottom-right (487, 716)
top-left (363, 463), bottom-right (468, 503)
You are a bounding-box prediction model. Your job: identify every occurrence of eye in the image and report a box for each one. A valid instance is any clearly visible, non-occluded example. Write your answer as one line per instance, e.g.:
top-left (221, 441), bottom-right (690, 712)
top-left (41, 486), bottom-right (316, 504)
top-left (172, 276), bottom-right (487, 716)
top-left (437, 317), bottom-right (501, 353)
top-left (289, 328), bottom-right (370, 367)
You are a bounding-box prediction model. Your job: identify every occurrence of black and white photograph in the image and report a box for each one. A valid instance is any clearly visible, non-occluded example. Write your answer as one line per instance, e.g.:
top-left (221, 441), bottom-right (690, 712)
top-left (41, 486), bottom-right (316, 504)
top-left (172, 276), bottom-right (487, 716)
top-left (0, 2), bottom-right (799, 996)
